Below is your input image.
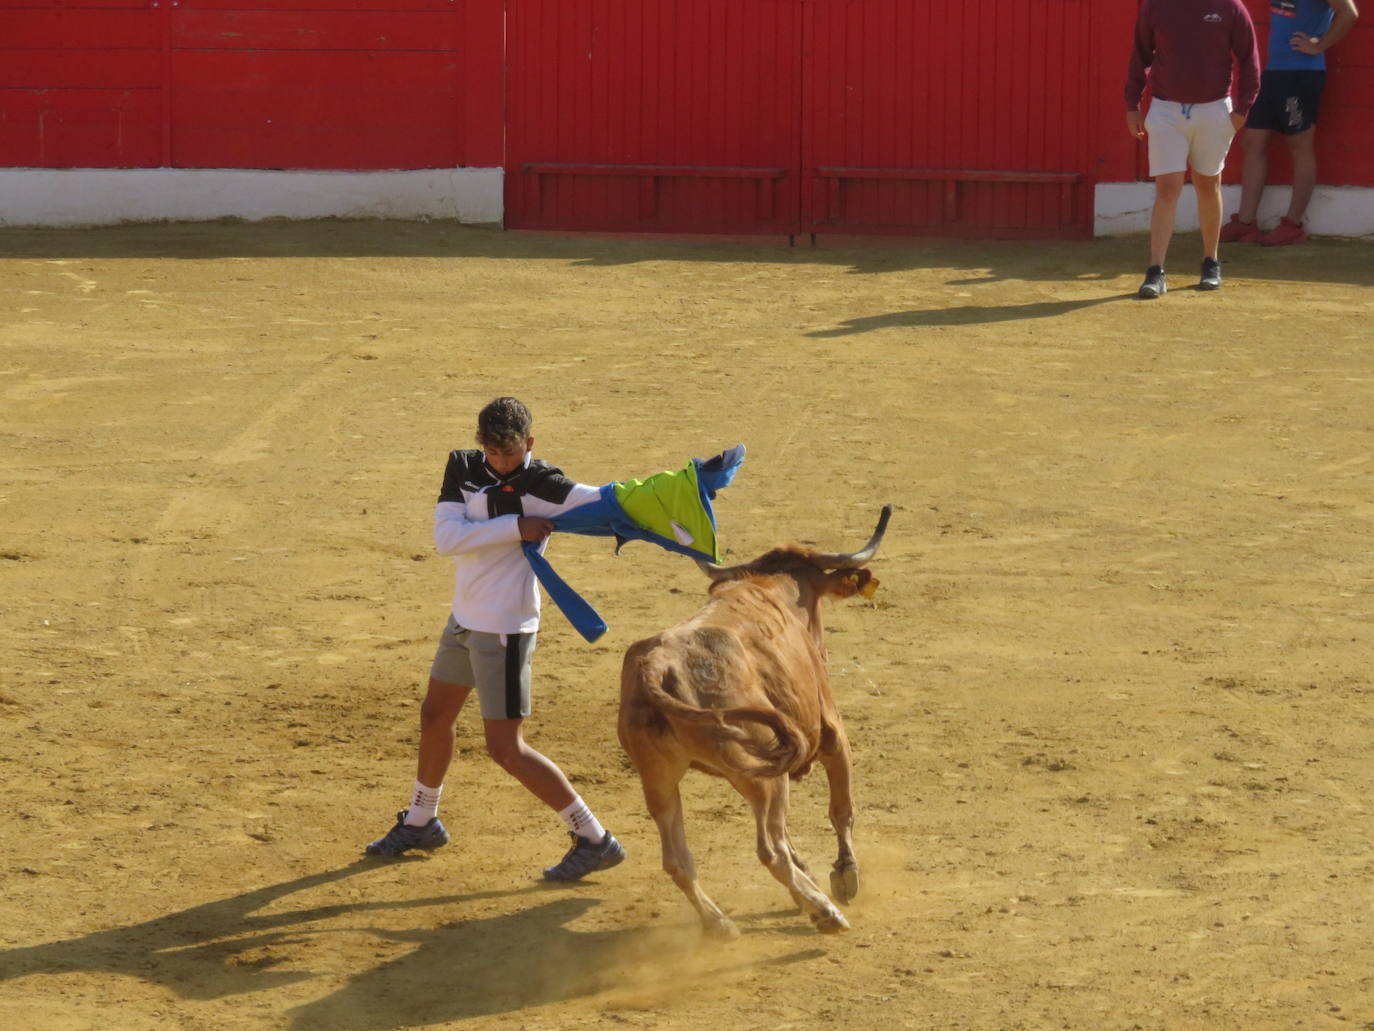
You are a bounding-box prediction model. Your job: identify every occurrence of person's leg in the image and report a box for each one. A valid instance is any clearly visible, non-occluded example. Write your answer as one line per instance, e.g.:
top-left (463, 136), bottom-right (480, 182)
top-left (482, 717), bottom-right (578, 810)
top-left (1236, 128), bottom-right (1272, 224)
top-left (1283, 127), bottom-right (1317, 223)
top-left (465, 626), bottom-right (575, 809)
top-left (1193, 171), bottom-right (1224, 260)
top-left (484, 716), bottom-right (626, 880)
top-left (365, 675), bottom-right (470, 856)
top-left (1149, 171), bottom-right (1186, 267)
top-left (1143, 100), bottom-right (1187, 273)
top-left (415, 676), bottom-right (472, 800)
top-left (1258, 71), bottom-right (1320, 246)
top-left (365, 619), bottom-right (477, 856)
top-left (467, 628), bottom-right (625, 879)
top-left (1186, 97), bottom-right (1237, 290)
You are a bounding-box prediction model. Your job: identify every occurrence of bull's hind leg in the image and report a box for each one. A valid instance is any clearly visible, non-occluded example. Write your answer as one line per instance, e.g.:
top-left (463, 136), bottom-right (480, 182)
top-left (738, 775), bottom-right (849, 934)
top-left (782, 832), bottom-right (812, 877)
top-left (818, 721), bottom-right (859, 904)
top-left (638, 761), bottom-right (739, 941)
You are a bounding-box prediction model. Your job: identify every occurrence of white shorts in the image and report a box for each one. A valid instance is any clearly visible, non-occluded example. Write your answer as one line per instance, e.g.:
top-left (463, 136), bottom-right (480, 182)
top-left (1145, 97), bottom-right (1236, 178)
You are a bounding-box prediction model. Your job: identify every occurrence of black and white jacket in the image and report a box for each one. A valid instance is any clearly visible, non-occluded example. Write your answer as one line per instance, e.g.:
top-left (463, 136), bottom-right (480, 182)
top-left (433, 449), bottom-right (600, 634)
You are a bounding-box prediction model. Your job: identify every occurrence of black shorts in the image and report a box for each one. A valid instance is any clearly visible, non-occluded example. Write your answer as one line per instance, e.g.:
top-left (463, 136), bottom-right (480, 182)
top-left (1246, 69), bottom-right (1325, 134)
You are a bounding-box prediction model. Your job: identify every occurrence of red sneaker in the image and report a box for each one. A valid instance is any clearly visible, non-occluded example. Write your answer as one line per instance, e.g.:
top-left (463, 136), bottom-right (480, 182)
top-left (1259, 217), bottom-right (1308, 247)
top-left (1219, 214), bottom-right (1260, 244)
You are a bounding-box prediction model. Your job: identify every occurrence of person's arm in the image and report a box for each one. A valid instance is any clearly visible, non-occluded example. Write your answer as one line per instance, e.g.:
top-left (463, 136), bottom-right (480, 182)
top-left (433, 501), bottom-right (522, 556)
top-left (1231, 1), bottom-right (1261, 126)
top-left (1291, 0), bottom-right (1360, 55)
top-left (1124, 0), bottom-right (1154, 138)
top-left (526, 480), bottom-right (602, 520)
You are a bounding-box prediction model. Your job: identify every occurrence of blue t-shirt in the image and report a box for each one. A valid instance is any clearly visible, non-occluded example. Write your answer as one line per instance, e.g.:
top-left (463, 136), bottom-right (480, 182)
top-left (1267, 0), bottom-right (1335, 70)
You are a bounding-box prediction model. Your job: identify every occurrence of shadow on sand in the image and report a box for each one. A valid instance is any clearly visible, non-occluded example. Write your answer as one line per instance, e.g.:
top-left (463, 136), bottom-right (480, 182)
top-left (1, 219), bottom-right (1370, 289)
top-left (806, 293), bottom-right (1137, 336)
top-left (0, 860), bottom-right (825, 1030)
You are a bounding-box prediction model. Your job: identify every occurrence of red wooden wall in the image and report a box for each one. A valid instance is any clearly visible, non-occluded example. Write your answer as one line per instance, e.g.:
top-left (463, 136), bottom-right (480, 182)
top-left (2, 0), bottom-right (1373, 228)
top-left (0, 0), bottom-right (504, 170)
top-left (1, 0), bottom-right (162, 167)
top-left (505, 0), bottom-right (1103, 238)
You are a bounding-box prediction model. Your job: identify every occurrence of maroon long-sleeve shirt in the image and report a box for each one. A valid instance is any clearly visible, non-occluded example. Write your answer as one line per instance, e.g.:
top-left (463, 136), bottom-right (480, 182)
top-left (1125, 0), bottom-right (1261, 115)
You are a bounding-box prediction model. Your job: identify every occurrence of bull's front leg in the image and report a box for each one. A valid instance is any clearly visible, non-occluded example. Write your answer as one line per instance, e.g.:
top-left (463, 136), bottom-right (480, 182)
top-left (818, 720), bottom-right (859, 904)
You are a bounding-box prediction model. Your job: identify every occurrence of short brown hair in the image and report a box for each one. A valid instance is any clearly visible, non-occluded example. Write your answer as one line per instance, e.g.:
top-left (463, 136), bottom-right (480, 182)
top-left (476, 396), bottom-right (533, 450)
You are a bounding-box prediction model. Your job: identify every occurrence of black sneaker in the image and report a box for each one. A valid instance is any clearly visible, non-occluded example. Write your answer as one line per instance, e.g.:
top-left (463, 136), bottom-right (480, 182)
top-left (1199, 257), bottom-right (1222, 291)
top-left (542, 830), bottom-right (626, 882)
top-left (365, 811), bottom-right (450, 856)
top-left (1138, 265), bottom-right (1167, 299)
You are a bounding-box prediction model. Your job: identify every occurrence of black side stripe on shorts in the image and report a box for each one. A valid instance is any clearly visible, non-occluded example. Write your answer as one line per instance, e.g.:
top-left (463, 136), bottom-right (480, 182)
top-left (503, 632), bottom-right (532, 719)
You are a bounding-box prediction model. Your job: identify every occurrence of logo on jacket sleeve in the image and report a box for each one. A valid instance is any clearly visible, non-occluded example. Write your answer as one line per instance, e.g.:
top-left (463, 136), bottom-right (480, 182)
top-left (1204, 12), bottom-right (1224, 22)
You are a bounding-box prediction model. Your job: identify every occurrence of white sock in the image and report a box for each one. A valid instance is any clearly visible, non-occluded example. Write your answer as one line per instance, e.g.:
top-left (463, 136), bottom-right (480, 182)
top-left (405, 781), bottom-right (443, 826)
top-left (557, 796), bottom-right (606, 842)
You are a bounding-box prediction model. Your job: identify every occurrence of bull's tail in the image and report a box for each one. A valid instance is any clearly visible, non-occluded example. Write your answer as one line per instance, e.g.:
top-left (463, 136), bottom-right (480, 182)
top-left (640, 665), bottom-right (805, 778)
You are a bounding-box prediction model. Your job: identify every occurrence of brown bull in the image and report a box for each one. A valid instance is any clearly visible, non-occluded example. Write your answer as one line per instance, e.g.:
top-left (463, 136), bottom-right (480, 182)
top-left (617, 506), bottom-right (891, 938)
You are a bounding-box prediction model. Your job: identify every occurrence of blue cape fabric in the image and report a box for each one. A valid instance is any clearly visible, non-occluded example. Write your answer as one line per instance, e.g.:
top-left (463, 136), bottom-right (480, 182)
top-left (523, 444), bottom-right (745, 642)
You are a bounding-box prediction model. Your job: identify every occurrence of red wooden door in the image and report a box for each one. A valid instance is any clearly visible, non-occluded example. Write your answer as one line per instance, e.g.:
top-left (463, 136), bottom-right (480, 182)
top-left (505, 0), bottom-right (1097, 238)
top-left (504, 0), bottom-right (804, 234)
top-left (802, 0), bottom-right (1096, 238)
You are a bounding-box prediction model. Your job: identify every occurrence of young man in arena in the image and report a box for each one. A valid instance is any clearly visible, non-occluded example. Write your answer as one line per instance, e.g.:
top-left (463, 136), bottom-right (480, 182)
top-left (364, 397), bottom-right (625, 881)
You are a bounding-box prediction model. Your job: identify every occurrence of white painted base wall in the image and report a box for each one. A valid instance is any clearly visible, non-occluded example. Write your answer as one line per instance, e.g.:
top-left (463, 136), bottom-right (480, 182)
top-left (1095, 182), bottom-right (1374, 238)
top-left (3, 167), bottom-right (1371, 240)
top-left (0, 167), bottom-right (503, 228)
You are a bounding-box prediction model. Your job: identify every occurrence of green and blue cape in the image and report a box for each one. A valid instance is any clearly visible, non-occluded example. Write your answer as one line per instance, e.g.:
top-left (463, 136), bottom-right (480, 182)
top-left (521, 444), bottom-right (745, 641)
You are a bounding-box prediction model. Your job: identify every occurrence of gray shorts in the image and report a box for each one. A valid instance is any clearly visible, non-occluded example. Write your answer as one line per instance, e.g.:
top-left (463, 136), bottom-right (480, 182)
top-left (429, 615), bottom-right (536, 720)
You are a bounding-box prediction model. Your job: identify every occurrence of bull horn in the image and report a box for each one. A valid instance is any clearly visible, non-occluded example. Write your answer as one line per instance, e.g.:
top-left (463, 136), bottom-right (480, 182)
top-left (812, 505), bottom-right (892, 568)
top-left (695, 505), bottom-right (892, 579)
top-left (694, 556), bottom-right (747, 581)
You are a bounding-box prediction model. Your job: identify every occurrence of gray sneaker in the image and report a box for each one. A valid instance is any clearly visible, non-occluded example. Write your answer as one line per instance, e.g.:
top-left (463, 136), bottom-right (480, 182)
top-left (542, 831), bottom-right (626, 881)
top-left (1199, 257), bottom-right (1222, 291)
top-left (365, 811), bottom-right (450, 856)
top-left (1138, 265), bottom-right (1167, 299)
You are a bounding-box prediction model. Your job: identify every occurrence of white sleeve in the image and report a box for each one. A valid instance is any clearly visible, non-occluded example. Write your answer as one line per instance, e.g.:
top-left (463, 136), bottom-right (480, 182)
top-left (433, 501), bottom-right (521, 556)
top-left (527, 481), bottom-right (604, 519)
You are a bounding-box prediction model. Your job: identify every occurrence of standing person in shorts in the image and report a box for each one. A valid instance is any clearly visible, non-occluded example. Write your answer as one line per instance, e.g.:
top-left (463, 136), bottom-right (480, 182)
top-left (365, 396), bottom-right (626, 881)
top-left (1221, 0), bottom-right (1360, 247)
top-left (1126, 0), bottom-right (1261, 298)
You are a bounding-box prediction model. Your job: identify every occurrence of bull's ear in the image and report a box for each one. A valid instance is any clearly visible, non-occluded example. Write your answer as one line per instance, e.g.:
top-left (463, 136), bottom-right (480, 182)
top-left (827, 568), bottom-right (878, 599)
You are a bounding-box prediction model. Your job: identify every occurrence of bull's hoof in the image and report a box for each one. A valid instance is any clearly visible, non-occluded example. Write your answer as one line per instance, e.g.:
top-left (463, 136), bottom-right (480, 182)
top-left (812, 907), bottom-right (850, 934)
top-left (830, 864), bottom-right (860, 904)
top-left (704, 917), bottom-right (741, 942)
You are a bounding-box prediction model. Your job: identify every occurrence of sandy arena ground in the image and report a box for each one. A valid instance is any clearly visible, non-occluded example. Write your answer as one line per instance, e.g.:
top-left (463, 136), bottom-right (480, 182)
top-left (1, 221), bottom-right (1372, 1031)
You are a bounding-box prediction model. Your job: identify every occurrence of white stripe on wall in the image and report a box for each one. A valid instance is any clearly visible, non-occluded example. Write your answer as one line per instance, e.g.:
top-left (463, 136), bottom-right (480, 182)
top-left (1096, 183), bottom-right (1374, 238)
top-left (3, 168), bottom-right (1371, 238)
top-left (0, 168), bottom-right (503, 228)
